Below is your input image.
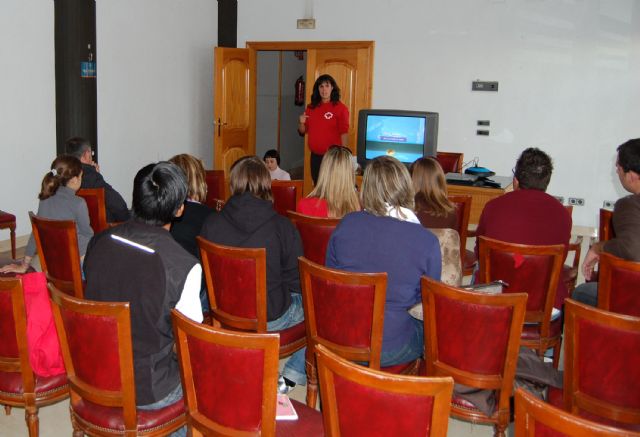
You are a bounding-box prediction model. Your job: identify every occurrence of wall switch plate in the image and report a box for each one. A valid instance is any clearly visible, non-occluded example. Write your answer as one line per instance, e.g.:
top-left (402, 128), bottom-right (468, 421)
top-left (297, 19), bottom-right (316, 29)
top-left (477, 120), bottom-right (490, 126)
top-left (568, 197), bottom-right (585, 206)
top-left (603, 200), bottom-right (615, 209)
top-left (472, 81), bottom-right (499, 92)
top-left (476, 129), bottom-right (489, 136)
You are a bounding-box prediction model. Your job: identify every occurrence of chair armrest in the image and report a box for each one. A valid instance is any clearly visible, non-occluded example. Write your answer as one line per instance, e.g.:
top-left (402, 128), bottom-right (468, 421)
top-left (567, 235), bottom-right (583, 269)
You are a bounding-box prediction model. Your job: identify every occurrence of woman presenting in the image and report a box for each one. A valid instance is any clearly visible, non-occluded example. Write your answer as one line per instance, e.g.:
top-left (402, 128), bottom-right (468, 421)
top-left (298, 74), bottom-right (349, 184)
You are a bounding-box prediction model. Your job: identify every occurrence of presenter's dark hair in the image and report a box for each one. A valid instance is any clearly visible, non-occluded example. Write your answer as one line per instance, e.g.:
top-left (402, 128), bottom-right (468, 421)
top-left (263, 149), bottom-right (281, 165)
top-left (229, 156), bottom-right (273, 201)
top-left (39, 155), bottom-right (83, 200)
top-left (514, 148), bottom-right (553, 191)
top-left (132, 162), bottom-right (187, 226)
top-left (617, 139), bottom-right (640, 174)
top-left (309, 74), bottom-right (340, 108)
top-left (65, 137), bottom-right (92, 159)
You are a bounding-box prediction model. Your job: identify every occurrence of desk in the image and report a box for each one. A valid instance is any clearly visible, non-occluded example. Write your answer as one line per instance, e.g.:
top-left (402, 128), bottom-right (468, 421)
top-left (447, 178), bottom-right (513, 224)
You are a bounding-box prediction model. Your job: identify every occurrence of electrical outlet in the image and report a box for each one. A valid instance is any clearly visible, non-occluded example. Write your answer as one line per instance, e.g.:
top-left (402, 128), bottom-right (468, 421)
top-left (568, 197), bottom-right (585, 206)
top-left (297, 18), bottom-right (316, 29)
top-left (603, 200), bottom-right (615, 209)
top-left (472, 81), bottom-right (499, 92)
top-left (553, 196), bottom-right (564, 204)
top-left (476, 129), bottom-right (489, 136)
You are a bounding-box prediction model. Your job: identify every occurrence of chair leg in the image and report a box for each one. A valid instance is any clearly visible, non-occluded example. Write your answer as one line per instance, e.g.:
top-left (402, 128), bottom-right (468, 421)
top-left (24, 405), bottom-right (39, 437)
top-left (552, 339), bottom-right (562, 369)
top-left (305, 355), bottom-right (318, 409)
top-left (70, 407), bottom-right (84, 437)
top-left (4, 405), bottom-right (11, 415)
top-left (10, 224), bottom-right (16, 260)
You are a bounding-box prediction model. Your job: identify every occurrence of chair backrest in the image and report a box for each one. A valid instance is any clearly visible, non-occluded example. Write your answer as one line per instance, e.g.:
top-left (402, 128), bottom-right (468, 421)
top-left (436, 151), bottom-right (464, 174)
top-left (599, 208), bottom-right (615, 242)
top-left (172, 310), bottom-right (279, 436)
top-left (0, 278), bottom-right (35, 394)
top-left (76, 188), bottom-right (108, 233)
top-left (563, 299), bottom-right (640, 429)
top-left (49, 284), bottom-right (138, 429)
top-left (315, 344), bottom-right (454, 437)
top-left (448, 194), bottom-right (472, 264)
top-left (515, 388), bottom-right (638, 437)
top-left (598, 252), bottom-right (640, 317)
top-left (197, 236), bottom-right (267, 332)
top-left (205, 169), bottom-right (226, 207)
top-left (29, 212), bottom-right (83, 298)
top-left (422, 277), bottom-right (526, 415)
top-left (477, 236), bottom-right (564, 327)
top-left (272, 180), bottom-right (303, 217)
top-left (299, 257), bottom-right (387, 368)
top-left (287, 211), bottom-right (340, 265)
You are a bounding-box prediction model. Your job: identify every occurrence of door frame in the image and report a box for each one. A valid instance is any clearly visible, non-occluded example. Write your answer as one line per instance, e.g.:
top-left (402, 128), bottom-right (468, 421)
top-left (246, 41), bottom-right (375, 193)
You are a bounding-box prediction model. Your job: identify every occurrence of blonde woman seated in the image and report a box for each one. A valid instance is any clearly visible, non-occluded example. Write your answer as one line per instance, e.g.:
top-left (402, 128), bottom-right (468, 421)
top-left (326, 156), bottom-right (441, 366)
top-left (410, 157), bottom-right (458, 229)
top-left (296, 145), bottom-right (360, 218)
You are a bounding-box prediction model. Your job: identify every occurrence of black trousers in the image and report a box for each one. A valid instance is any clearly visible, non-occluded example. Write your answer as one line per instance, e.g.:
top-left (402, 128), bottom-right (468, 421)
top-left (310, 152), bottom-right (324, 185)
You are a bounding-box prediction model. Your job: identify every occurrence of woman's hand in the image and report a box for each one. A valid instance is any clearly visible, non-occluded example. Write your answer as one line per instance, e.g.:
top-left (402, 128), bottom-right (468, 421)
top-left (298, 114), bottom-right (308, 135)
top-left (0, 262), bottom-right (29, 274)
top-left (298, 114), bottom-right (308, 125)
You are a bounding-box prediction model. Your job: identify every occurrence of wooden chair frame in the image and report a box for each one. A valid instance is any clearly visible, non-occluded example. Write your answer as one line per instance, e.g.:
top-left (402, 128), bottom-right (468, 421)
top-left (29, 212), bottom-right (84, 298)
top-left (271, 180), bottom-right (303, 215)
top-left (0, 210), bottom-right (17, 259)
top-left (299, 257), bottom-right (387, 408)
top-left (286, 211), bottom-right (340, 265)
top-left (477, 236), bottom-right (565, 366)
top-left (563, 299), bottom-right (640, 427)
top-left (563, 204), bottom-right (584, 294)
top-left (597, 252), bottom-right (640, 315)
top-left (315, 344), bottom-right (454, 437)
top-left (599, 208), bottom-right (615, 242)
top-left (76, 188), bottom-right (108, 233)
top-left (49, 284), bottom-right (186, 436)
top-left (171, 309), bottom-right (280, 436)
top-left (448, 195), bottom-right (473, 275)
top-left (422, 277), bottom-right (527, 437)
top-left (515, 388), bottom-right (639, 437)
top-left (197, 237), bottom-right (306, 357)
top-left (0, 278), bottom-right (68, 436)
top-left (204, 169), bottom-right (226, 207)
top-left (436, 151), bottom-right (464, 174)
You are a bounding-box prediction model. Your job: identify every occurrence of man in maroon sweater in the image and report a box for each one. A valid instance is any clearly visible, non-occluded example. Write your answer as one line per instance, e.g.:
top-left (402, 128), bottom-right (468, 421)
top-left (475, 148), bottom-right (572, 308)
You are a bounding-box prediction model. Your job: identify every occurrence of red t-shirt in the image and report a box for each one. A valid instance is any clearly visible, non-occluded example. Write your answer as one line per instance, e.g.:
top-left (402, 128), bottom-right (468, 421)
top-left (304, 101), bottom-right (349, 155)
top-left (296, 197), bottom-right (329, 218)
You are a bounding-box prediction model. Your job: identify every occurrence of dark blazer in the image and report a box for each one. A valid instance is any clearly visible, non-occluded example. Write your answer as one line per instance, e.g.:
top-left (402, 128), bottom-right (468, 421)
top-left (81, 163), bottom-right (130, 222)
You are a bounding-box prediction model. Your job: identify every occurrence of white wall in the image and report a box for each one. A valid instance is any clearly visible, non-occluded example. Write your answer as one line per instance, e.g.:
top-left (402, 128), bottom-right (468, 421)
top-left (256, 51), bottom-right (280, 158)
top-left (238, 0), bottom-right (640, 227)
top-left (279, 51), bottom-right (306, 171)
top-left (96, 0), bottom-right (217, 205)
top-left (0, 2), bottom-right (56, 238)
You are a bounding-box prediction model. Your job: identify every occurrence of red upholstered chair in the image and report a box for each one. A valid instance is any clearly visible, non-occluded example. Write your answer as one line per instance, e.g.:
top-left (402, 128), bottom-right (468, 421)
top-left (315, 344), bottom-right (454, 437)
top-left (271, 180), bottom-right (303, 217)
top-left (299, 257), bottom-right (421, 409)
top-left (77, 188), bottom-right (109, 233)
top-left (171, 310), bottom-right (323, 436)
top-left (477, 236), bottom-right (565, 367)
top-left (448, 195), bottom-right (473, 275)
top-left (597, 253), bottom-right (640, 317)
top-left (0, 210), bottom-right (17, 259)
top-left (421, 276), bottom-right (527, 437)
top-left (599, 208), bottom-right (615, 242)
top-left (29, 212), bottom-right (83, 298)
top-left (557, 299), bottom-right (640, 431)
top-left (197, 237), bottom-right (306, 358)
top-left (49, 284), bottom-right (186, 436)
top-left (515, 388), bottom-right (638, 437)
top-left (436, 151), bottom-right (464, 174)
top-left (287, 211), bottom-right (340, 266)
top-left (0, 278), bottom-right (68, 437)
top-left (204, 169), bottom-right (226, 208)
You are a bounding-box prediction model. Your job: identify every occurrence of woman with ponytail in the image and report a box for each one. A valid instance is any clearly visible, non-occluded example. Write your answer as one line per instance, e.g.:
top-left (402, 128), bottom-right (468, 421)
top-left (0, 155), bottom-right (94, 274)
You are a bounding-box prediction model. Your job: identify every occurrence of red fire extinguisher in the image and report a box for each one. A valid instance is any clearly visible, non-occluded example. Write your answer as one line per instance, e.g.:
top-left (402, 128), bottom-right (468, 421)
top-left (294, 76), bottom-right (305, 106)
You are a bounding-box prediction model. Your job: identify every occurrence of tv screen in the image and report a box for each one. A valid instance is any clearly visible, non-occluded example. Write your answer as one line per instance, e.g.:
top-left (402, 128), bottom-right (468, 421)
top-left (357, 109), bottom-right (438, 167)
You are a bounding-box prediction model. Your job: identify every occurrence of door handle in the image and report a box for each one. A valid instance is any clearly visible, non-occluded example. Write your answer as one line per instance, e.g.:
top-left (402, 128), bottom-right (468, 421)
top-left (214, 118), bottom-right (228, 136)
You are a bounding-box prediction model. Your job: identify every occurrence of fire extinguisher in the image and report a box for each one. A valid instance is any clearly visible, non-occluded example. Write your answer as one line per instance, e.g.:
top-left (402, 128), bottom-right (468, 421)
top-left (294, 76), bottom-right (305, 106)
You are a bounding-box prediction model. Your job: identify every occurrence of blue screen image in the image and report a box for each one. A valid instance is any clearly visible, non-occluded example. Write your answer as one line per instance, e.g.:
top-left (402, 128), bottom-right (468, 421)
top-left (365, 115), bottom-right (426, 162)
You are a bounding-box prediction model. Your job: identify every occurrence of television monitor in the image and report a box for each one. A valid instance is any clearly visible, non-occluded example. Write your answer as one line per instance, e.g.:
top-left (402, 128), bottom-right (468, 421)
top-left (356, 109), bottom-right (438, 168)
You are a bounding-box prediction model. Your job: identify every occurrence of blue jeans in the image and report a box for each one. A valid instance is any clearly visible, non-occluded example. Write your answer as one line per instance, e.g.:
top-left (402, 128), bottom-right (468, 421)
top-left (380, 317), bottom-right (424, 367)
top-left (572, 281), bottom-right (598, 307)
top-left (138, 383), bottom-right (186, 437)
top-left (267, 293), bottom-right (307, 385)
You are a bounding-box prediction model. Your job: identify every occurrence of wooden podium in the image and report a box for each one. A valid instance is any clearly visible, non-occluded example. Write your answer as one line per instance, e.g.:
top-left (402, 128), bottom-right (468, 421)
top-left (447, 181), bottom-right (511, 225)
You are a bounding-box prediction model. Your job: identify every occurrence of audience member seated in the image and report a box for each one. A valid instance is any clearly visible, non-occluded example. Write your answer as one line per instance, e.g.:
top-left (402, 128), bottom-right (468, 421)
top-left (475, 147), bottom-right (571, 308)
top-left (410, 157), bottom-right (458, 229)
top-left (0, 156), bottom-right (93, 275)
top-left (326, 155), bottom-right (441, 367)
top-left (65, 136), bottom-right (130, 222)
top-left (574, 138), bottom-right (640, 307)
top-left (83, 161), bottom-right (202, 436)
top-left (263, 148), bottom-right (291, 180)
top-left (296, 145), bottom-right (360, 218)
top-left (199, 156), bottom-right (306, 394)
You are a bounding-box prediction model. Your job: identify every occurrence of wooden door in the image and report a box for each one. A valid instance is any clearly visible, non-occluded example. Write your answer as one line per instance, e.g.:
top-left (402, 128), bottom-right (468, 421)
top-left (213, 47), bottom-right (256, 181)
top-left (304, 47), bottom-right (373, 193)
